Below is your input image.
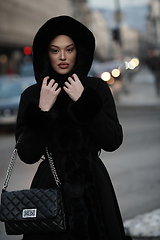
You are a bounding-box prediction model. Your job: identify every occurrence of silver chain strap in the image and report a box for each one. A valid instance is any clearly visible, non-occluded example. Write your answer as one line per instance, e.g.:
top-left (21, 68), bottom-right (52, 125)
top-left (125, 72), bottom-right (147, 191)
top-left (2, 148), bottom-right (18, 191)
top-left (2, 147), bottom-right (61, 191)
top-left (46, 147), bottom-right (61, 186)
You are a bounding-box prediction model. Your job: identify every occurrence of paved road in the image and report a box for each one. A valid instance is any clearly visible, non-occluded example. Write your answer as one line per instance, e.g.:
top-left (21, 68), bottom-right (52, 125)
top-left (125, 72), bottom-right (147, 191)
top-left (102, 106), bottom-right (160, 221)
top-left (0, 106), bottom-right (160, 239)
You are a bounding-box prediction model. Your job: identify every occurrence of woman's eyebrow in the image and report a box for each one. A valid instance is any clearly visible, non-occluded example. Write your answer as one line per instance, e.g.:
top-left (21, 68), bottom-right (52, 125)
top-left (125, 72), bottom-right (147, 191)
top-left (66, 44), bottom-right (74, 48)
top-left (50, 45), bottom-right (59, 48)
top-left (50, 43), bottom-right (74, 48)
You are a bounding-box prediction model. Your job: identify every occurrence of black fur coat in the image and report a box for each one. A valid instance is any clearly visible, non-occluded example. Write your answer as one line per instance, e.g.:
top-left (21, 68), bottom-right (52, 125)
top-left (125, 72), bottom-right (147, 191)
top-left (15, 16), bottom-right (129, 240)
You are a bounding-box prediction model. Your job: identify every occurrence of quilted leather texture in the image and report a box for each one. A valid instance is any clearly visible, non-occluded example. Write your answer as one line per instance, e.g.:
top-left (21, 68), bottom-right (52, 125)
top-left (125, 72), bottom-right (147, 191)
top-left (0, 188), bottom-right (66, 235)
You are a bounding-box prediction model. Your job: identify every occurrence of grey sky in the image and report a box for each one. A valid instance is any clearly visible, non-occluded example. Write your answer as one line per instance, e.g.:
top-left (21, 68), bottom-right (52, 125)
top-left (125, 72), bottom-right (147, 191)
top-left (87, 0), bottom-right (150, 9)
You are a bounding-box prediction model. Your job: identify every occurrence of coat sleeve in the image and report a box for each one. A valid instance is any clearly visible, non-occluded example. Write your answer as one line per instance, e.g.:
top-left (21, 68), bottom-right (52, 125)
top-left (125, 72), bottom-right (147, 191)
top-left (15, 87), bottom-right (57, 164)
top-left (68, 78), bottom-right (123, 152)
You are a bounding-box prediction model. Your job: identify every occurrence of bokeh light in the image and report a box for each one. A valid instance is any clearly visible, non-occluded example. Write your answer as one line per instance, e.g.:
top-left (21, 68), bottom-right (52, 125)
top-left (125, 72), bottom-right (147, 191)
top-left (23, 46), bottom-right (32, 56)
top-left (101, 72), bottom-right (111, 81)
top-left (125, 61), bottom-right (129, 69)
top-left (0, 54), bottom-right (8, 64)
top-left (107, 76), bottom-right (115, 85)
top-left (112, 68), bottom-right (121, 78)
top-left (132, 58), bottom-right (139, 67)
top-left (128, 60), bottom-right (136, 70)
top-left (124, 57), bottom-right (139, 70)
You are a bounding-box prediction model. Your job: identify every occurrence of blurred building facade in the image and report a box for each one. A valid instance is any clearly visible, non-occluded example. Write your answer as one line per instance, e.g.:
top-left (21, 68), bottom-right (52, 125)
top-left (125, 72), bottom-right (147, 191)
top-left (89, 10), bottom-right (113, 60)
top-left (0, 0), bottom-right (73, 47)
top-left (0, 0), bottom-right (109, 75)
top-left (0, 0), bottom-right (72, 74)
top-left (147, 0), bottom-right (160, 48)
top-left (120, 23), bottom-right (139, 56)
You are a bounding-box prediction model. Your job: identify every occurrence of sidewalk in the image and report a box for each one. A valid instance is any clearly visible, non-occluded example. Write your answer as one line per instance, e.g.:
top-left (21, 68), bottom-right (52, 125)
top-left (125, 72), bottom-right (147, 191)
top-left (114, 66), bottom-right (160, 239)
top-left (124, 209), bottom-right (160, 240)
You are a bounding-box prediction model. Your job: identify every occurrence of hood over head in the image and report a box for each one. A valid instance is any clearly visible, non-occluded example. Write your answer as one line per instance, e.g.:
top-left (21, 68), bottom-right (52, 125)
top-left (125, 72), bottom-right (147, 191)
top-left (32, 15), bottom-right (95, 85)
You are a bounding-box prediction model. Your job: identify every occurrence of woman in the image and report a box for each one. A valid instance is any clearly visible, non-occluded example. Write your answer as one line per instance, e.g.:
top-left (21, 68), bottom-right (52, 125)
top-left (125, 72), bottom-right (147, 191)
top-left (16, 15), bottom-right (129, 240)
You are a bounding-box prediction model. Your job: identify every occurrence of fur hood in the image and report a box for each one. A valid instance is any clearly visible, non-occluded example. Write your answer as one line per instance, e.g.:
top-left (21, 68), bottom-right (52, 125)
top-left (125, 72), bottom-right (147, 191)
top-left (32, 15), bottom-right (95, 85)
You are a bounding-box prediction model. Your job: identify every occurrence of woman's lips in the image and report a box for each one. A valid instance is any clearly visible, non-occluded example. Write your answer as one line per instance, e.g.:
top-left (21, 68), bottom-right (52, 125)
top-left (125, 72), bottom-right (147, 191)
top-left (59, 63), bottom-right (69, 69)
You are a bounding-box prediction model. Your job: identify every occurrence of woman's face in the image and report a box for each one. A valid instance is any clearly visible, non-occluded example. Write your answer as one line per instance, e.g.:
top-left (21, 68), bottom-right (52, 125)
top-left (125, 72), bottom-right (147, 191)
top-left (48, 35), bottom-right (77, 75)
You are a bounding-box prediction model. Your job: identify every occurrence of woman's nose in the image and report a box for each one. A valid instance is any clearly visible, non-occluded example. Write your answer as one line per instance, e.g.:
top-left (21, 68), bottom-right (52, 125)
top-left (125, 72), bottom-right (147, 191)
top-left (60, 50), bottom-right (66, 60)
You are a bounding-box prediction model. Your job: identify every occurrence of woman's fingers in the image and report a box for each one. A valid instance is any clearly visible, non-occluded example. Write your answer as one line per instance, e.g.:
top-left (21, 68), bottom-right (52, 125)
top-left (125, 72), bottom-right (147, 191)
top-left (72, 73), bottom-right (79, 82)
top-left (42, 78), bottom-right (59, 92)
top-left (64, 81), bottom-right (71, 88)
top-left (39, 76), bottom-right (61, 111)
top-left (47, 79), bottom-right (55, 87)
top-left (56, 87), bottom-right (61, 95)
top-left (43, 76), bottom-right (50, 82)
top-left (42, 76), bottom-right (50, 87)
top-left (68, 74), bottom-right (79, 84)
top-left (68, 77), bottom-right (74, 84)
top-left (63, 74), bottom-right (84, 101)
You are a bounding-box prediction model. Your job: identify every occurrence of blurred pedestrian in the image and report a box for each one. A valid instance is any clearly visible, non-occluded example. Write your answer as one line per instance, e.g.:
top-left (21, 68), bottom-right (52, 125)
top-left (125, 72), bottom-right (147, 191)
top-left (15, 15), bottom-right (130, 240)
top-left (147, 49), bottom-right (160, 96)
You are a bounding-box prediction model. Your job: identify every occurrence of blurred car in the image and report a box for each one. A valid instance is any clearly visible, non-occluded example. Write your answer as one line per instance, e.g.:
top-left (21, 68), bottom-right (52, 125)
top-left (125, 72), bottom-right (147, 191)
top-left (0, 76), bottom-right (35, 127)
top-left (19, 63), bottom-right (34, 77)
top-left (90, 60), bottom-right (124, 78)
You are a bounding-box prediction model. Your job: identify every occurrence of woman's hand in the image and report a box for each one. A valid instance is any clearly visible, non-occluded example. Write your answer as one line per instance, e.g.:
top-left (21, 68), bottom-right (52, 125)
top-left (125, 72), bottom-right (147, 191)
top-left (63, 74), bottom-right (84, 101)
top-left (39, 76), bottom-right (61, 111)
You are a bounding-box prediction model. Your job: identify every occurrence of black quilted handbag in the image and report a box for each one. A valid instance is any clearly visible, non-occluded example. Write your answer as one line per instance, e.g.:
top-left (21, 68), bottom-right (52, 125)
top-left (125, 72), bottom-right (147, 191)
top-left (0, 147), bottom-right (66, 235)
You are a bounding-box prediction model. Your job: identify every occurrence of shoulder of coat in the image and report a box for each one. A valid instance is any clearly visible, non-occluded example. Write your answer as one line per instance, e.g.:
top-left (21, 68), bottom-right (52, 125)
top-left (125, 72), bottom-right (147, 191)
top-left (84, 76), bottom-right (109, 89)
top-left (21, 83), bottom-right (40, 97)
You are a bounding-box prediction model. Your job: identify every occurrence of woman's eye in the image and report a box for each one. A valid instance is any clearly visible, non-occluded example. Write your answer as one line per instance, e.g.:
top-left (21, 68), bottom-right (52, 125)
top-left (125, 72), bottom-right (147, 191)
top-left (67, 48), bottom-right (74, 52)
top-left (51, 49), bottom-right (58, 53)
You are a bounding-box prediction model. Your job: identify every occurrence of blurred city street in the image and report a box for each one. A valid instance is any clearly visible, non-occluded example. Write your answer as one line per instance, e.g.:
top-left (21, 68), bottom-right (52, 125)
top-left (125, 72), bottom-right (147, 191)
top-left (116, 65), bottom-right (160, 107)
top-left (0, 66), bottom-right (160, 239)
top-left (111, 65), bottom-right (160, 239)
